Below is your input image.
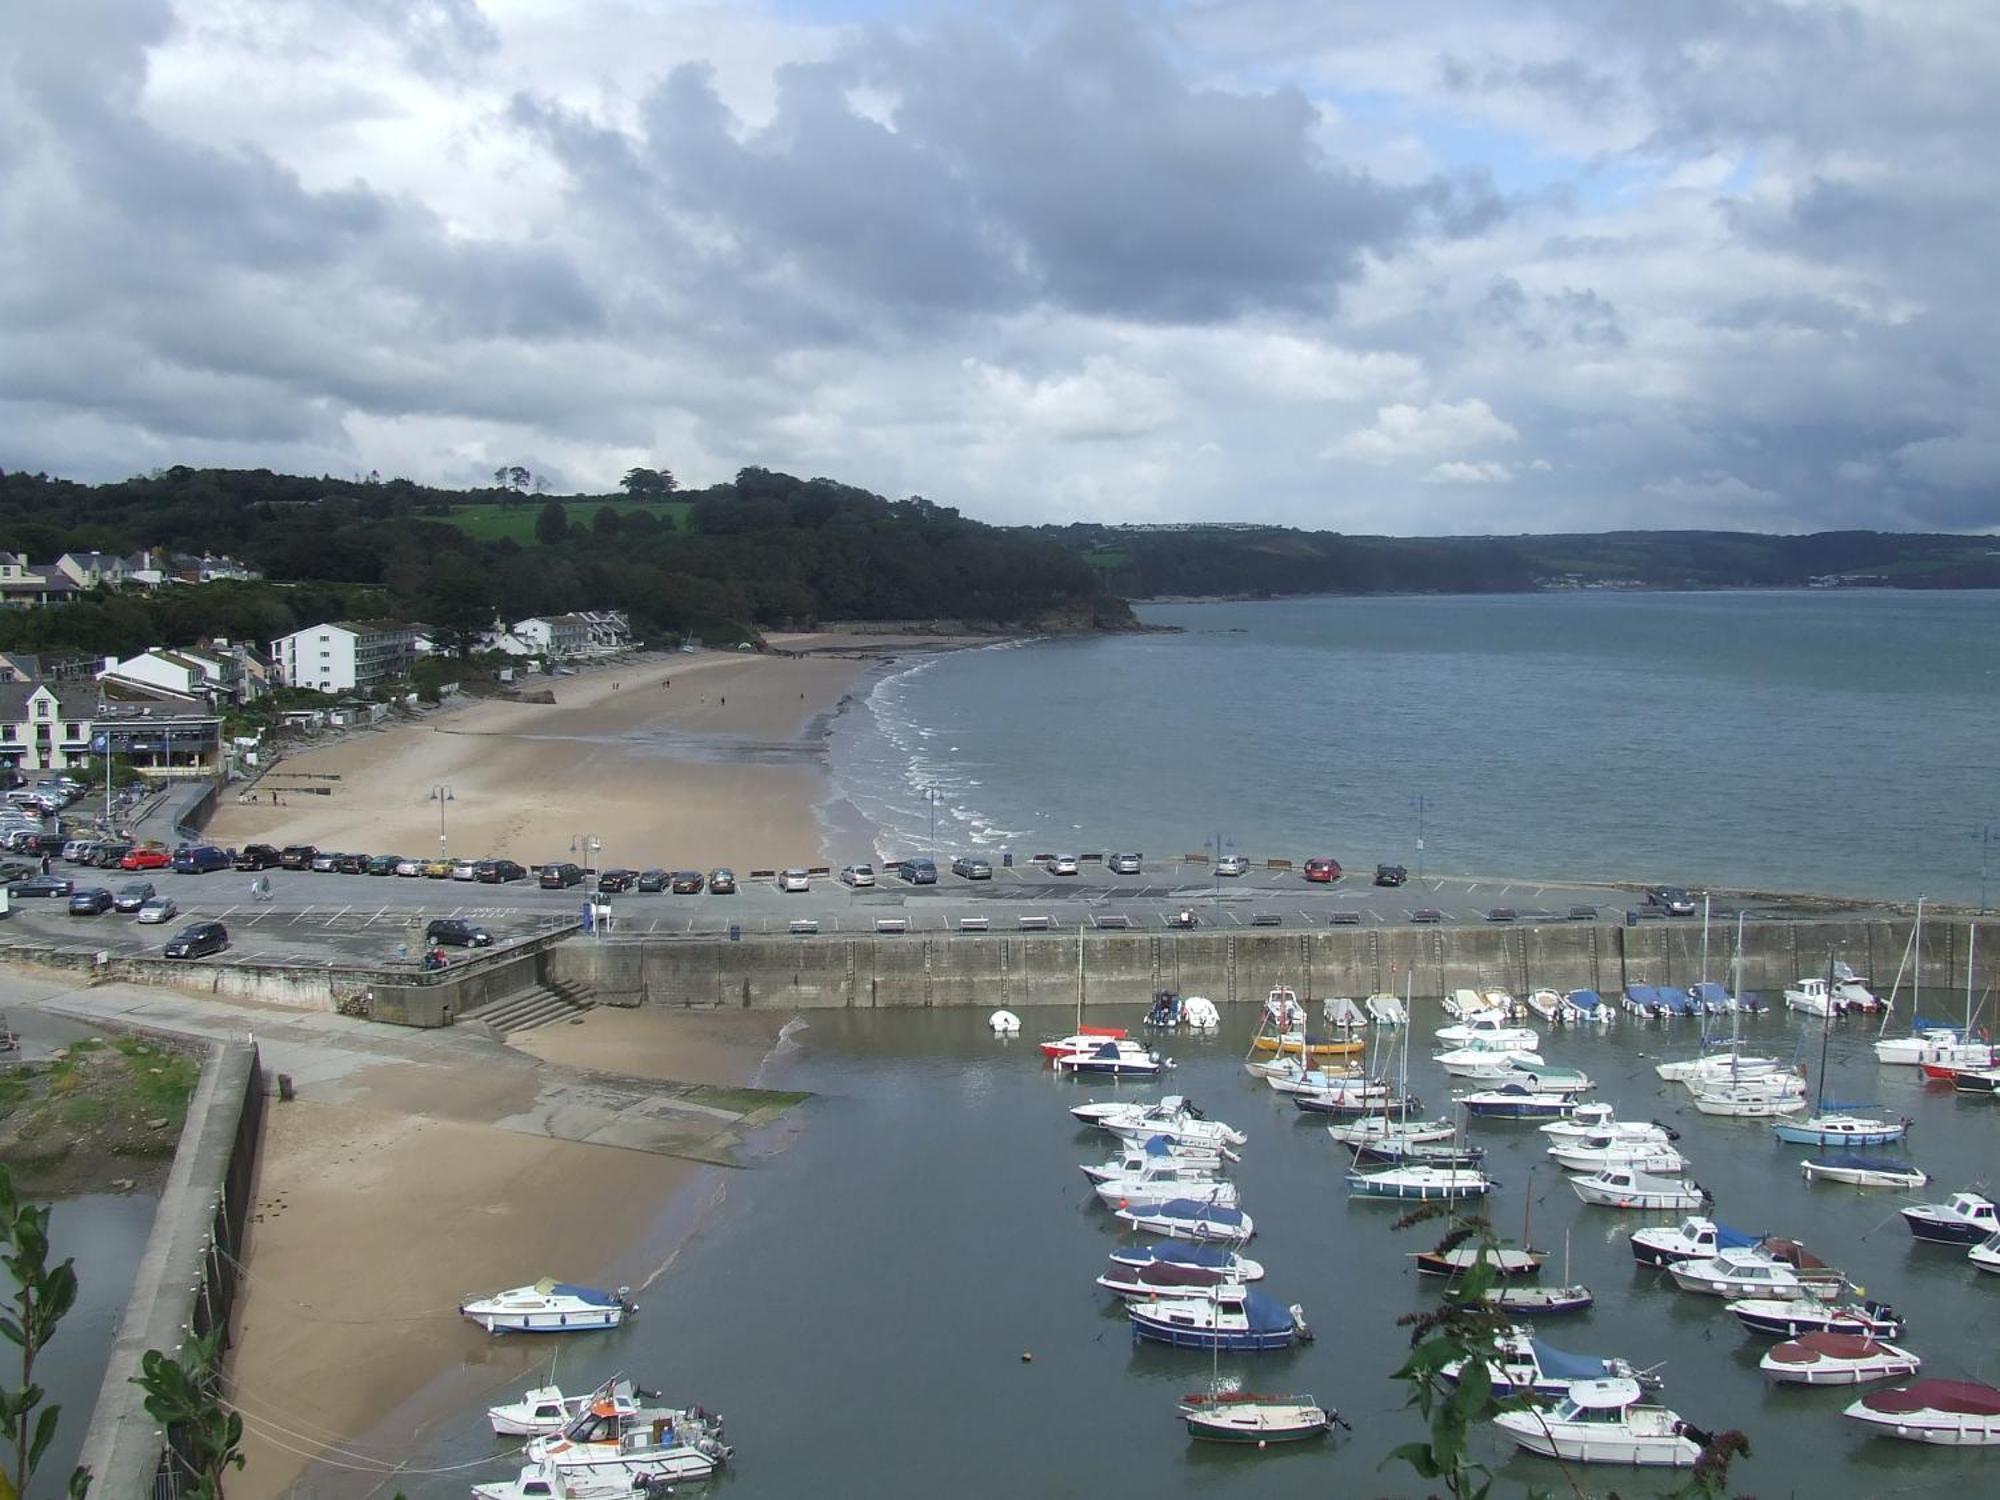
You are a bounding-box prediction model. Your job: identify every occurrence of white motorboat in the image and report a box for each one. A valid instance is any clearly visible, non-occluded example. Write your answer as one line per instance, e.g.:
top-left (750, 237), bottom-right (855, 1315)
top-left (1442, 988), bottom-right (1497, 1020)
top-left (1874, 1027), bottom-right (1976, 1067)
top-left (1832, 963), bottom-right (1882, 1013)
top-left (1093, 1166), bottom-right (1238, 1212)
top-left (1264, 984), bottom-right (1306, 1029)
top-left (1801, 1154), bottom-right (1929, 1190)
top-left (459, 1280), bottom-right (633, 1334)
top-left (1502, 1063), bottom-right (1595, 1095)
top-left (489, 1378), bottom-right (648, 1438)
top-left (1365, 993), bottom-right (1407, 1026)
top-left (1325, 1116), bottom-right (1458, 1147)
top-left (1040, 1025), bottom-right (1131, 1059)
top-left (1434, 1014), bottom-right (1541, 1049)
top-left (1102, 1240), bottom-right (1264, 1288)
top-left (1655, 1051), bottom-right (1780, 1085)
top-left (1844, 1379), bottom-right (2000, 1446)
top-left (471, 1461), bottom-right (627, 1500)
top-left (1079, 1134), bottom-right (1231, 1184)
top-left (1784, 976), bottom-right (1839, 1017)
top-left (1070, 1093), bottom-right (1187, 1126)
top-left (1114, 1195), bottom-right (1255, 1244)
top-left (1630, 1216), bottom-right (1760, 1268)
top-left (1053, 1038), bottom-right (1172, 1077)
top-left (1727, 1290), bottom-right (1905, 1339)
top-left (1761, 1331), bottom-right (1922, 1385)
top-left (1542, 1108), bottom-right (1677, 1145)
top-left (1262, 1059), bottom-right (1382, 1098)
top-left (1970, 1231), bottom-right (2000, 1276)
top-left (1689, 1073), bottom-right (1808, 1117)
top-left (1074, 1096), bottom-right (1248, 1149)
top-left (1547, 1136), bottom-right (1688, 1175)
top-left (1347, 1165), bottom-right (1495, 1201)
top-left (1559, 989), bottom-right (1612, 1025)
top-left (1491, 1378), bottom-right (1704, 1468)
top-left (524, 1389), bottom-right (731, 1485)
top-left (1321, 995), bottom-right (1368, 1031)
top-left (1444, 1326), bottom-right (1658, 1400)
top-left (1669, 1245), bottom-right (1841, 1298)
top-left (1571, 1167), bottom-right (1708, 1212)
top-left (988, 1008), bottom-right (1021, 1035)
top-left (1435, 1049), bottom-right (1538, 1080)
top-left (1525, 989), bottom-right (1564, 1023)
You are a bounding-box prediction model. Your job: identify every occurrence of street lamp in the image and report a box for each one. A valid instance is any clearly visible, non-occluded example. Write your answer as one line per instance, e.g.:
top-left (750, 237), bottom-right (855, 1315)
top-left (1208, 830), bottom-right (1232, 905)
top-left (926, 788), bottom-right (939, 856)
top-left (571, 832), bottom-right (601, 874)
top-left (429, 784), bottom-right (454, 857)
top-left (1409, 793), bottom-right (1433, 882)
top-left (1976, 823), bottom-right (1998, 913)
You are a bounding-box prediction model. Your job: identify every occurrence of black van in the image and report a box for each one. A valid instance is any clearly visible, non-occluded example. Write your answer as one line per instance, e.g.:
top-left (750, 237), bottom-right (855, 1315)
top-left (899, 857), bottom-right (938, 884)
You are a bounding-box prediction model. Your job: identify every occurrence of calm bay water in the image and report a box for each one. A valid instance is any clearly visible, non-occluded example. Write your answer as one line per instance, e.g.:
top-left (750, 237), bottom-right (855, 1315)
top-left (398, 1009), bottom-right (1999, 1498)
top-left (828, 591), bottom-right (2000, 902)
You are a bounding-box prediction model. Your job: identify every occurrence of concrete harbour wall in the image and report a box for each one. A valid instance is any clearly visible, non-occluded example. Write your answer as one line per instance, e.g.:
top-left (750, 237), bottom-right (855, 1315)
top-left (549, 917), bottom-right (1998, 1015)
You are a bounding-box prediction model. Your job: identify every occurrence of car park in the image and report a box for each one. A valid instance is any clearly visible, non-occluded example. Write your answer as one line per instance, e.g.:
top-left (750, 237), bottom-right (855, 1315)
top-left (1644, 885), bottom-right (1697, 916)
top-left (1373, 863), bottom-right (1408, 887)
top-left (1215, 854), bottom-right (1249, 877)
top-left (1303, 857), bottom-right (1343, 882)
top-left (839, 864), bottom-right (876, 888)
top-left (708, 868), bottom-right (737, 894)
top-left (163, 920), bottom-right (227, 958)
top-left (279, 845), bottom-right (318, 870)
top-left (234, 844), bottom-right (282, 871)
top-left (778, 868), bottom-right (812, 892)
top-left (309, 851), bottom-right (341, 872)
top-left (334, 852), bottom-right (370, 874)
top-left (171, 845), bottom-right (232, 875)
top-left (1106, 852), bottom-right (1142, 875)
top-left (596, 868), bottom-right (638, 895)
top-left (425, 917), bottom-right (494, 948)
top-left (637, 868), bottom-right (670, 893)
top-left (450, 858), bottom-right (479, 881)
top-left (121, 846), bottom-right (172, 871)
top-left (476, 859), bottom-right (526, 884)
top-left (114, 882), bottom-right (156, 913)
top-left (1049, 855), bottom-right (1080, 876)
top-left (951, 855), bottom-right (992, 880)
top-left (898, 857), bottom-right (937, 884)
top-left (671, 870), bottom-right (705, 894)
top-left (67, 887), bottom-right (114, 915)
top-left (136, 896), bottom-right (179, 924)
top-left (368, 854), bottom-right (402, 876)
top-left (538, 861), bottom-right (583, 889)
top-left (8, 875), bottom-right (73, 898)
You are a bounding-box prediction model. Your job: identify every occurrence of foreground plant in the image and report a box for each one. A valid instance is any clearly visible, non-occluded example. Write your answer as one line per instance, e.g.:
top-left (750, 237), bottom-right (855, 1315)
top-left (0, 1165), bottom-right (90, 1500)
top-left (132, 1333), bottom-right (242, 1500)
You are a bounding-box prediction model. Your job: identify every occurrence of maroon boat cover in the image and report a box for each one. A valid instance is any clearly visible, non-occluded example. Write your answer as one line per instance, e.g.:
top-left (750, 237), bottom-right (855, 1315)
top-left (1768, 1332), bottom-right (1881, 1363)
top-left (1862, 1380), bottom-right (2000, 1416)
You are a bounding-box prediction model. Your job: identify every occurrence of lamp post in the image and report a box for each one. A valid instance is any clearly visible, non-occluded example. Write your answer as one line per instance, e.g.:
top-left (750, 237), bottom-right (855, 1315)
top-left (1977, 823), bottom-right (1998, 914)
top-left (430, 784), bottom-right (454, 857)
top-left (926, 788), bottom-right (939, 856)
top-left (1208, 830), bottom-right (1232, 906)
top-left (1409, 793), bottom-right (1433, 882)
top-left (573, 832), bottom-right (602, 937)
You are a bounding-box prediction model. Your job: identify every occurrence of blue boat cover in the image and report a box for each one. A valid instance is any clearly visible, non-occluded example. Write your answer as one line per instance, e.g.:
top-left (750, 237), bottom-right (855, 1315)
top-left (1715, 1224), bottom-right (1762, 1250)
top-left (1659, 987), bottom-right (1696, 1015)
top-left (550, 1284), bottom-right (619, 1306)
top-left (1144, 1134), bottom-right (1174, 1156)
top-left (1626, 985), bottom-right (1659, 1004)
top-left (1141, 1241), bottom-right (1232, 1268)
top-left (1531, 1340), bottom-right (1613, 1382)
top-left (1818, 1101), bottom-right (1883, 1113)
top-left (1092, 1041), bottom-right (1120, 1059)
top-left (1566, 989), bottom-right (1602, 1010)
top-left (1821, 1153), bottom-right (1913, 1172)
top-left (1910, 1018), bottom-right (1955, 1033)
top-left (1690, 983), bottom-right (1731, 1007)
top-left (1240, 1289), bottom-right (1296, 1334)
top-left (1155, 1199), bottom-right (1247, 1226)
top-left (1486, 1084), bottom-right (1534, 1098)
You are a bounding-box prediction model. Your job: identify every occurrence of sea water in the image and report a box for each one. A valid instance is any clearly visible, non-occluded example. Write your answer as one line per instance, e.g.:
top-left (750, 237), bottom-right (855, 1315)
top-left (827, 591), bottom-right (2000, 902)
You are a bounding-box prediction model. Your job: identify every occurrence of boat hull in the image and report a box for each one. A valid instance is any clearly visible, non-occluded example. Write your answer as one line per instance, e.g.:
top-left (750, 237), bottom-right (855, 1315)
top-left (1772, 1120), bottom-right (1908, 1146)
top-left (1183, 1406), bottom-right (1332, 1443)
top-left (460, 1308), bottom-right (625, 1334)
top-left (1492, 1416), bottom-right (1699, 1467)
top-left (1844, 1410), bottom-right (2000, 1446)
top-left (1901, 1215), bottom-right (1992, 1246)
top-left (1727, 1299), bottom-right (1904, 1339)
top-left (1130, 1315), bottom-right (1297, 1352)
top-left (1801, 1161), bottom-right (1929, 1190)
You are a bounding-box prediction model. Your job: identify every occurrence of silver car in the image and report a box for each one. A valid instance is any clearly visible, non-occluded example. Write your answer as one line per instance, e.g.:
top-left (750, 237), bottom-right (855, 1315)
top-left (114, 881), bottom-right (156, 913)
top-left (1215, 854), bottom-right (1250, 877)
top-left (1107, 853), bottom-right (1142, 875)
top-left (136, 896), bottom-right (180, 925)
top-left (778, 868), bottom-right (811, 892)
top-left (839, 864), bottom-right (876, 888)
top-left (1050, 855), bottom-right (1079, 876)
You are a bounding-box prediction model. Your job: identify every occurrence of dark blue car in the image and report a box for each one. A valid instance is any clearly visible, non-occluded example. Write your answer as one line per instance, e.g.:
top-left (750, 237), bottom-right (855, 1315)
top-left (171, 845), bottom-right (231, 874)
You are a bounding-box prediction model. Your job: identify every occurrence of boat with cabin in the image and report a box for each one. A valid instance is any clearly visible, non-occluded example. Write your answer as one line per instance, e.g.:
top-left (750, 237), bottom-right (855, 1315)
top-left (1761, 1331), bottom-right (1922, 1386)
top-left (1773, 1111), bottom-right (1910, 1146)
top-left (1457, 1083), bottom-right (1581, 1120)
top-left (1546, 1135), bottom-right (1687, 1175)
top-left (1325, 1116), bottom-right (1457, 1147)
top-left (1444, 1327), bottom-right (1658, 1400)
top-left (1079, 1133), bottom-right (1231, 1185)
top-left (1490, 1378), bottom-right (1705, 1467)
top-left (1970, 1231), bottom-right (2000, 1275)
top-left (1689, 1071), bottom-right (1808, 1117)
top-left (1630, 1216), bottom-right (1758, 1268)
top-left (1570, 1167), bottom-right (1709, 1212)
top-left (1127, 1285), bottom-right (1312, 1351)
top-left (1292, 1085), bottom-right (1421, 1119)
top-left (1541, 1103), bottom-right (1679, 1143)
top-left (1353, 1137), bottom-right (1485, 1169)
top-left (1900, 1192), bottom-right (1999, 1246)
top-left (1951, 1065), bottom-right (2000, 1094)
top-left (1801, 1154), bottom-right (1929, 1190)
top-left (1091, 1160), bottom-right (1235, 1212)
top-left (1113, 1196), bottom-right (1254, 1245)
top-left (459, 1280), bottom-right (634, 1335)
top-left (1784, 976), bottom-right (1839, 1017)
top-left (488, 1378), bottom-right (652, 1438)
top-left (1669, 1244), bottom-right (1843, 1298)
top-left (1434, 1013), bottom-right (1541, 1049)
top-left (1482, 1283), bottom-right (1595, 1316)
top-left (523, 1389), bottom-right (731, 1485)
top-left (1843, 1380), bottom-right (2000, 1446)
top-left (1178, 1390), bottom-right (1340, 1443)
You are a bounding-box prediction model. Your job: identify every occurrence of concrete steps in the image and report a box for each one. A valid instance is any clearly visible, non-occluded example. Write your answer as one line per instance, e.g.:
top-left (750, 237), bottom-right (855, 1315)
top-left (460, 979), bottom-right (594, 1036)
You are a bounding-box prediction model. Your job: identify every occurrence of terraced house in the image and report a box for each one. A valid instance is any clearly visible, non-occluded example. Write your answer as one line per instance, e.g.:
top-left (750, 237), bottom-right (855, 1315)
top-left (0, 682), bottom-right (96, 773)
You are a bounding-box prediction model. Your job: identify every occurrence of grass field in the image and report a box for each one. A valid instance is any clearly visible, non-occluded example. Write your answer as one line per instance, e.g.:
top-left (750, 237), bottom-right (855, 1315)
top-left (444, 499), bottom-right (692, 545)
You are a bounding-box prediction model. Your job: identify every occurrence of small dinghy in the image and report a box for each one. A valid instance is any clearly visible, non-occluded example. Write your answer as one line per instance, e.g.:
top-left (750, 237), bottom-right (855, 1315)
top-left (1491, 1377), bottom-right (1706, 1467)
top-left (1900, 1191), bottom-right (1997, 1246)
top-left (1571, 1167), bottom-right (1709, 1212)
top-left (1444, 1327), bottom-right (1659, 1399)
top-left (1843, 1379), bottom-right (2000, 1446)
top-left (1728, 1291), bottom-right (1905, 1339)
top-left (1761, 1331), bottom-right (1922, 1386)
top-left (489, 1377), bottom-right (650, 1438)
top-left (988, 1009), bottom-right (1021, 1036)
top-left (1080, 1133), bottom-right (1231, 1184)
top-left (1525, 989), bottom-right (1564, 1023)
top-left (1669, 1244), bottom-right (1842, 1298)
top-left (460, 1280), bottom-right (634, 1334)
top-left (1772, 1111), bottom-right (1910, 1146)
top-left (1104, 1240), bottom-right (1264, 1284)
top-left (1054, 1039), bottom-right (1172, 1077)
top-left (1321, 995), bottom-right (1368, 1031)
top-left (1325, 1116), bottom-right (1457, 1146)
top-left (1129, 1285), bottom-right (1312, 1351)
top-left (1801, 1153), bottom-right (1929, 1190)
top-left (1179, 1389), bottom-right (1341, 1444)
top-left (1630, 1216), bottom-right (1760, 1268)
top-left (1457, 1084), bottom-right (1580, 1120)
top-left (1347, 1165), bottom-right (1495, 1201)
top-left (1115, 1196), bottom-right (1255, 1245)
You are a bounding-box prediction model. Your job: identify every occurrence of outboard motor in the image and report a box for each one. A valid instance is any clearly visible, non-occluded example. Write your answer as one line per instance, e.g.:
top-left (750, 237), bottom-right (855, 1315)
top-left (1289, 1303), bottom-right (1314, 1342)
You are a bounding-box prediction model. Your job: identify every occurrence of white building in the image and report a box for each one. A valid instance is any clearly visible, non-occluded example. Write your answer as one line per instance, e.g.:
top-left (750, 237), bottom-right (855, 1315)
top-left (0, 553), bottom-right (78, 609)
top-left (97, 647), bottom-right (236, 703)
top-left (0, 683), bottom-right (96, 773)
top-left (268, 620), bottom-right (418, 694)
top-left (509, 611), bottom-right (633, 660)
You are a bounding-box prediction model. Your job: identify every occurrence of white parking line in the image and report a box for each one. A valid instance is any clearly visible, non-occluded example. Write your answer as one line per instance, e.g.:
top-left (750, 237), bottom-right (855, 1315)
top-left (325, 905), bottom-right (351, 926)
top-left (1465, 883), bottom-right (1480, 893)
top-left (290, 906), bottom-right (315, 925)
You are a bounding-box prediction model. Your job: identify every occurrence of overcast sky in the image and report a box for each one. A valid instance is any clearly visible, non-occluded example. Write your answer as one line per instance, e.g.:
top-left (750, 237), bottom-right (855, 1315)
top-left (4, 1), bottom-right (1998, 534)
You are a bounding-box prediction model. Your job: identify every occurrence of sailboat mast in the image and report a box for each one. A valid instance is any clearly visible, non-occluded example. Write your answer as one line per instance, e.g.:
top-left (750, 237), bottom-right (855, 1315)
top-left (1700, 893), bottom-right (1711, 988)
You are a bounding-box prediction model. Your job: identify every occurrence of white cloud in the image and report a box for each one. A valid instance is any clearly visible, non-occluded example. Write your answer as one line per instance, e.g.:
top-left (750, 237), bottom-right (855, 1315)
top-left (1425, 459), bottom-right (1513, 484)
top-left (966, 356), bottom-right (1178, 443)
top-left (1333, 398), bottom-right (1518, 464)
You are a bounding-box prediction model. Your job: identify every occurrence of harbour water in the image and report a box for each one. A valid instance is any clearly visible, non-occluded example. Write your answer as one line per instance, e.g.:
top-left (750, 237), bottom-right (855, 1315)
top-left (397, 1006), bottom-right (1997, 1497)
top-left (828, 591), bottom-right (2000, 903)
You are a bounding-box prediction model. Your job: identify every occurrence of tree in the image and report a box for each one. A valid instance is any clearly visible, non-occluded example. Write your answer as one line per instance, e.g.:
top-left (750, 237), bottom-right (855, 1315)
top-left (507, 466), bottom-right (531, 492)
top-left (0, 1166), bottom-right (91, 1500)
top-left (132, 1333), bottom-right (242, 1500)
top-left (592, 506), bottom-right (623, 537)
top-left (419, 554), bottom-right (496, 659)
top-left (534, 501), bottom-right (569, 547)
top-left (620, 467), bottom-right (676, 496)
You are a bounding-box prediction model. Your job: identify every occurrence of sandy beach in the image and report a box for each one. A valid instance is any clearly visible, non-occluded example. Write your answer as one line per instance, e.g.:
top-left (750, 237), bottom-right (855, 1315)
top-left (206, 636), bottom-right (968, 875)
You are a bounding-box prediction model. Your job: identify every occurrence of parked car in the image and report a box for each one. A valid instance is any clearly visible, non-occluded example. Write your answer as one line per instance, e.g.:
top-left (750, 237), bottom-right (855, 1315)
top-left (60, 839), bottom-right (93, 862)
top-left (539, 861), bottom-right (583, 889)
top-left (22, 833), bottom-right (66, 855)
top-left (1304, 857), bottom-right (1343, 883)
top-left (476, 859), bottom-right (526, 884)
top-left (839, 864), bottom-right (876, 888)
top-left (1644, 885), bottom-right (1697, 916)
top-left (420, 857), bottom-right (451, 878)
top-left (136, 896), bottom-right (180, 925)
top-left (163, 920), bottom-right (228, 958)
top-left (1215, 854), bottom-right (1250, 877)
top-left (334, 852), bottom-right (370, 874)
top-left (778, 868), bottom-right (812, 892)
top-left (637, 868), bottom-right (671, 893)
top-left (951, 855), bottom-right (992, 880)
top-left (114, 881), bottom-right (156, 913)
top-left (234, 844), bottom-right (282, 871)
top-left (449, 858), bottom-right (479, 881)
top-left (708, 868), bottom-right (737, 894)
top-left (596, 868), bottom-right (637, 895)
top-left (670, 870), bottom-right (705, 894)
top-left (309, 851), bottom-right (342, 872)
top-left (898, 857), bottom-right (937, 885)
top-left (91, 843), bottom-right (133, 868)
top-left (393, 856), bottom-right (424, 877)
top-left (8, 875), bottom-right (73, 898)
top-left (1373, 863), bottom-right (1408, 887)
top-left (367, 854), bottom-right (402, 876)
top-left (171, 845), bottom-right (232, 875)
top-left (0, 862), bottom-right (36, 885)
top-left (1049, 855), bottom-right (1079, 876)
top-left (1106, 852), bottom-right (1142, 875)
top-left (279, 845), bottom-right (319, 870)
top-left (425, 917), bottom-right (493, 948)
top-left (67, 887), bottom-right (115, 915)
top-left (121, 846), bottom-right (172, 871)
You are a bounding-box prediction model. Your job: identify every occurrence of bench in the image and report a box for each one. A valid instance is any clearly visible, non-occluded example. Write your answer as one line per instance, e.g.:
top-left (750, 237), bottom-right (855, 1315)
top-left (787, 918), bottom-right (819, 935)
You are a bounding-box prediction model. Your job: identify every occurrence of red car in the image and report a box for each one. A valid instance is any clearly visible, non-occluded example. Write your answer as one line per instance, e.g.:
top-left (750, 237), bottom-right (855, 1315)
top-left (121, 847), bottom-right (173, 871)
top-left (1303, 857), bottom-right (1343, 883)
